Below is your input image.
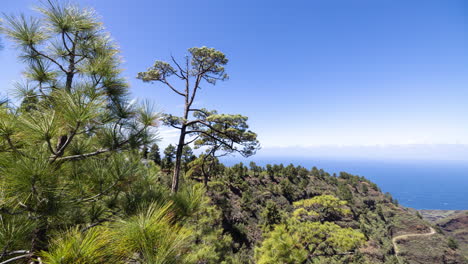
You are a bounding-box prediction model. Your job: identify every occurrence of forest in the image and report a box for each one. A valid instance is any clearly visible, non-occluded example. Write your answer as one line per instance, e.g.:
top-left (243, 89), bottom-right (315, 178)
top-left (0, 1), bottom-right (466, 264)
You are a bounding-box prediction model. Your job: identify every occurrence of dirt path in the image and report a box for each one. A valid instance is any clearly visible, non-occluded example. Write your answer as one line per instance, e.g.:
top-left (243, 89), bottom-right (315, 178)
top-left (392, 227), bottom-right (436, 262)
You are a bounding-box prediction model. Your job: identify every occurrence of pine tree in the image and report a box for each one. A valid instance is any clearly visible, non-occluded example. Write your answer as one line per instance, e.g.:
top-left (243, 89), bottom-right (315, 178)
top-left (181, 145), bottom-right (196, 172)
top-left (148, 143), bottom-right (162, 165)
top-left (137, 47), bottom-right (260, 193)
top-left (255, 195), bottom-right (365, 264)
top-left (0, 1), bottom-right (159, 261)
top-left (162, 144), bottom-right (176, 170)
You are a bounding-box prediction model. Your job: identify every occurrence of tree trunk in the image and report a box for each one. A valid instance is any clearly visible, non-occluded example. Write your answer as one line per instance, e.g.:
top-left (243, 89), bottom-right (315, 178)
top-left (202, 165), bottom-right (209, 188)
top-left (203, 174), bottom-right (208, 187)
top-left (171, 80), bottom-right (190, 193)
top-left (65, 35), bottom-right (76, 91)
top-left (171, 125), bottom-right (186, 193)
top-left (65, 72), bottom-right (73, 91)
top-left (30, 219), bottom-right (48, 254)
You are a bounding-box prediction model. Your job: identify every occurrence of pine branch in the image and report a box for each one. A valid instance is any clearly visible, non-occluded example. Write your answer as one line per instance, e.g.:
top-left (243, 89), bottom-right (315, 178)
top-left (29, 45), bottom-right (68, 73)
top-left (0, 253), bottom-right (33, 264)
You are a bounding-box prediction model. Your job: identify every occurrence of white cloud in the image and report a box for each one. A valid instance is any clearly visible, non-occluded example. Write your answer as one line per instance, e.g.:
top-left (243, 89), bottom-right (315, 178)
top-left (157, 127), bottom-right (180, 149)
top-left (257, 127), bottom-right (468, 149)
top-left (257, 144), bottom-right (468, 161)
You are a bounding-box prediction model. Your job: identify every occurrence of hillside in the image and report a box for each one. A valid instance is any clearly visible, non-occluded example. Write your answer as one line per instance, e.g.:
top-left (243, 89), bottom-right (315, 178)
top-left (420, 210), bottom-right (468, 259)
top-left (196, 162), bottom-right (467, 263)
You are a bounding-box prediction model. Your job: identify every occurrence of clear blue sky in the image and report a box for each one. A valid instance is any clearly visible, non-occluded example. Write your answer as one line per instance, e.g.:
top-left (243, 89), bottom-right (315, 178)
top-left (1, 0), bottom-right (468, 159)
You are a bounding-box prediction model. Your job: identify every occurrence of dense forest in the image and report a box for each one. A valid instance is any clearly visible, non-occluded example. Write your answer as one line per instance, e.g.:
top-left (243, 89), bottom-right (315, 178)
top-left (0, 2), bottom-right (466, 264)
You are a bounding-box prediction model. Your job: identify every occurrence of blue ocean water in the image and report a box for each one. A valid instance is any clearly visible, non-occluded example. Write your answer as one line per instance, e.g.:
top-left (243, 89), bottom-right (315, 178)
top-left (222, 157), bottom-right (468, 210)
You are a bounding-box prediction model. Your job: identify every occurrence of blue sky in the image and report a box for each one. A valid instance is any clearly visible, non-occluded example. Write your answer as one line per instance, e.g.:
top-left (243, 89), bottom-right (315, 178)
top-left (1, 0), bottom-right (468, 159)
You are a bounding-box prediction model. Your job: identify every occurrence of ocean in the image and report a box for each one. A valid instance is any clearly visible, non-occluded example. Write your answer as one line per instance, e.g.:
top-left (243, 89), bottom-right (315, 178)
top-left (222, 157), bottom-right (468, 210)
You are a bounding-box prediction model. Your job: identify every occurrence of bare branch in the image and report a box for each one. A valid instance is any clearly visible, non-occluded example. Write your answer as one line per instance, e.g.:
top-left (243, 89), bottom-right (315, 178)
top-left (184, 134), bottom-right (200, 145)
top-left (188, 73), bottom-right (202, 107)
top-left (3, 250), bottom-right (30, 256)
top-left (69, 179), bottom-right (120, 203)
top-left (50, 121), bottom-right (81, 162)
top-left (185, 119), bottom-right (202, 127)
top-left (61, 31), bottom-right (72, 54)
top-left (46, 138), bottom-right (56, 155)
top-left (80, 212), bottom-right (118, 232)
top-left (64, 31), bottom-right (74, 43)
top-left (29, 45), bottom-right (68, 73)
top-left (185, 130), bottom-right (234, 150)
top-left (196, 120), bottom-right (239, 142)
top-left (0, 253), bottom-right (33, 264)
top-left (188, 108), bottom-right (209, 116)
top-left (55, 125), bottom-right (149, 162)
top-left (162, 78), bottom-right (186, 97)
top-left (53, 148), bottom-right (111, 161)
top-left (185, 56), bottom-right (190, 100)
top-left (170, 55), bottom-right (186, 79)
top-left (168, 123), bottom-right (183, 130)
top-left (4, 136), bottom-right (31, 158)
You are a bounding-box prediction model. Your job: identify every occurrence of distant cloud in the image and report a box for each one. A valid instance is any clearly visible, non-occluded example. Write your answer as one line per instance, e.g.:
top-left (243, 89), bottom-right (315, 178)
top-left (159, 127), bottom-right (179, 138)
top-left (257, 144), bottom-right (468, 161)
top-left (157, 127), bottom-right (180, 149)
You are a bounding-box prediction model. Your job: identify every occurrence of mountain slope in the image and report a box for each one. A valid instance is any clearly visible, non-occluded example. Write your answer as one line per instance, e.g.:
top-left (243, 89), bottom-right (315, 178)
top-left (420, 210), bottom-right (468, 260)
top-left (199, 162), bottom-right (467, 263)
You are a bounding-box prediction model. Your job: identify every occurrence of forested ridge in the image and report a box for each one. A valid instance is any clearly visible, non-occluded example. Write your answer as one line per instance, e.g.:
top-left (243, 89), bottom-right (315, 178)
top-left (0, 2), bottom-right (466, 264)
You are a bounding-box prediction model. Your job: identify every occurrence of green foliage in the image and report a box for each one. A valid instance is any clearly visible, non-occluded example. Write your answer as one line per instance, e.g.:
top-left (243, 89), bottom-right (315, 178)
top-left (0, 214), bottom-right (35, 254)
top-left (256, 195), bottom-right (365, 264)
top-left (162, 144), bottom-right (176, 170)
top-left (255, 224), bottom-right (308, 264)
top-left (338, 183), bottom-right (354, 203)
top-left (113, 203), bottom-right (192, 264)
top-left (40, 202), bottom-right (193, 264)
top-left (260, 200), bottom-right (283, 230)
top-left (448, 237), bottom-right (459, 250)
top-left (188, 47), bottom-right (229, 84)
top-left (171, 183), bottom-right (204, 219)
top-left (279, 178), bottom-right (295, 201)
top-left (362, 183), bottom-right (369, 194)
top-left (181, 145), bottom-right (196, 172)
top-left (148, 143), bottom-right (162, 165)
top-left (289, 221), bottom-right (365, 256)
top-left (191, 108), bottom-right (260, 158)
top-left (39, 227), bottom-right (120, 264)
top-left (1, 0), bottom-right (128, 103)
top-left (186, 154), bottom-right (225, 186)
top-left (249, 161), bottom-right (263, 177)
top-left (184, 186), bottom-right (234, 264)
top-left (255, 221), bottom-right (365, 264)
top-left (384, 192), bottom-right (399, 206)
top-left (137, 61), bottom-right (177, 82)
top-left (293, 195), bottom-right (351, 222)
top-left (0, 2), bottom-right (158, 261)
